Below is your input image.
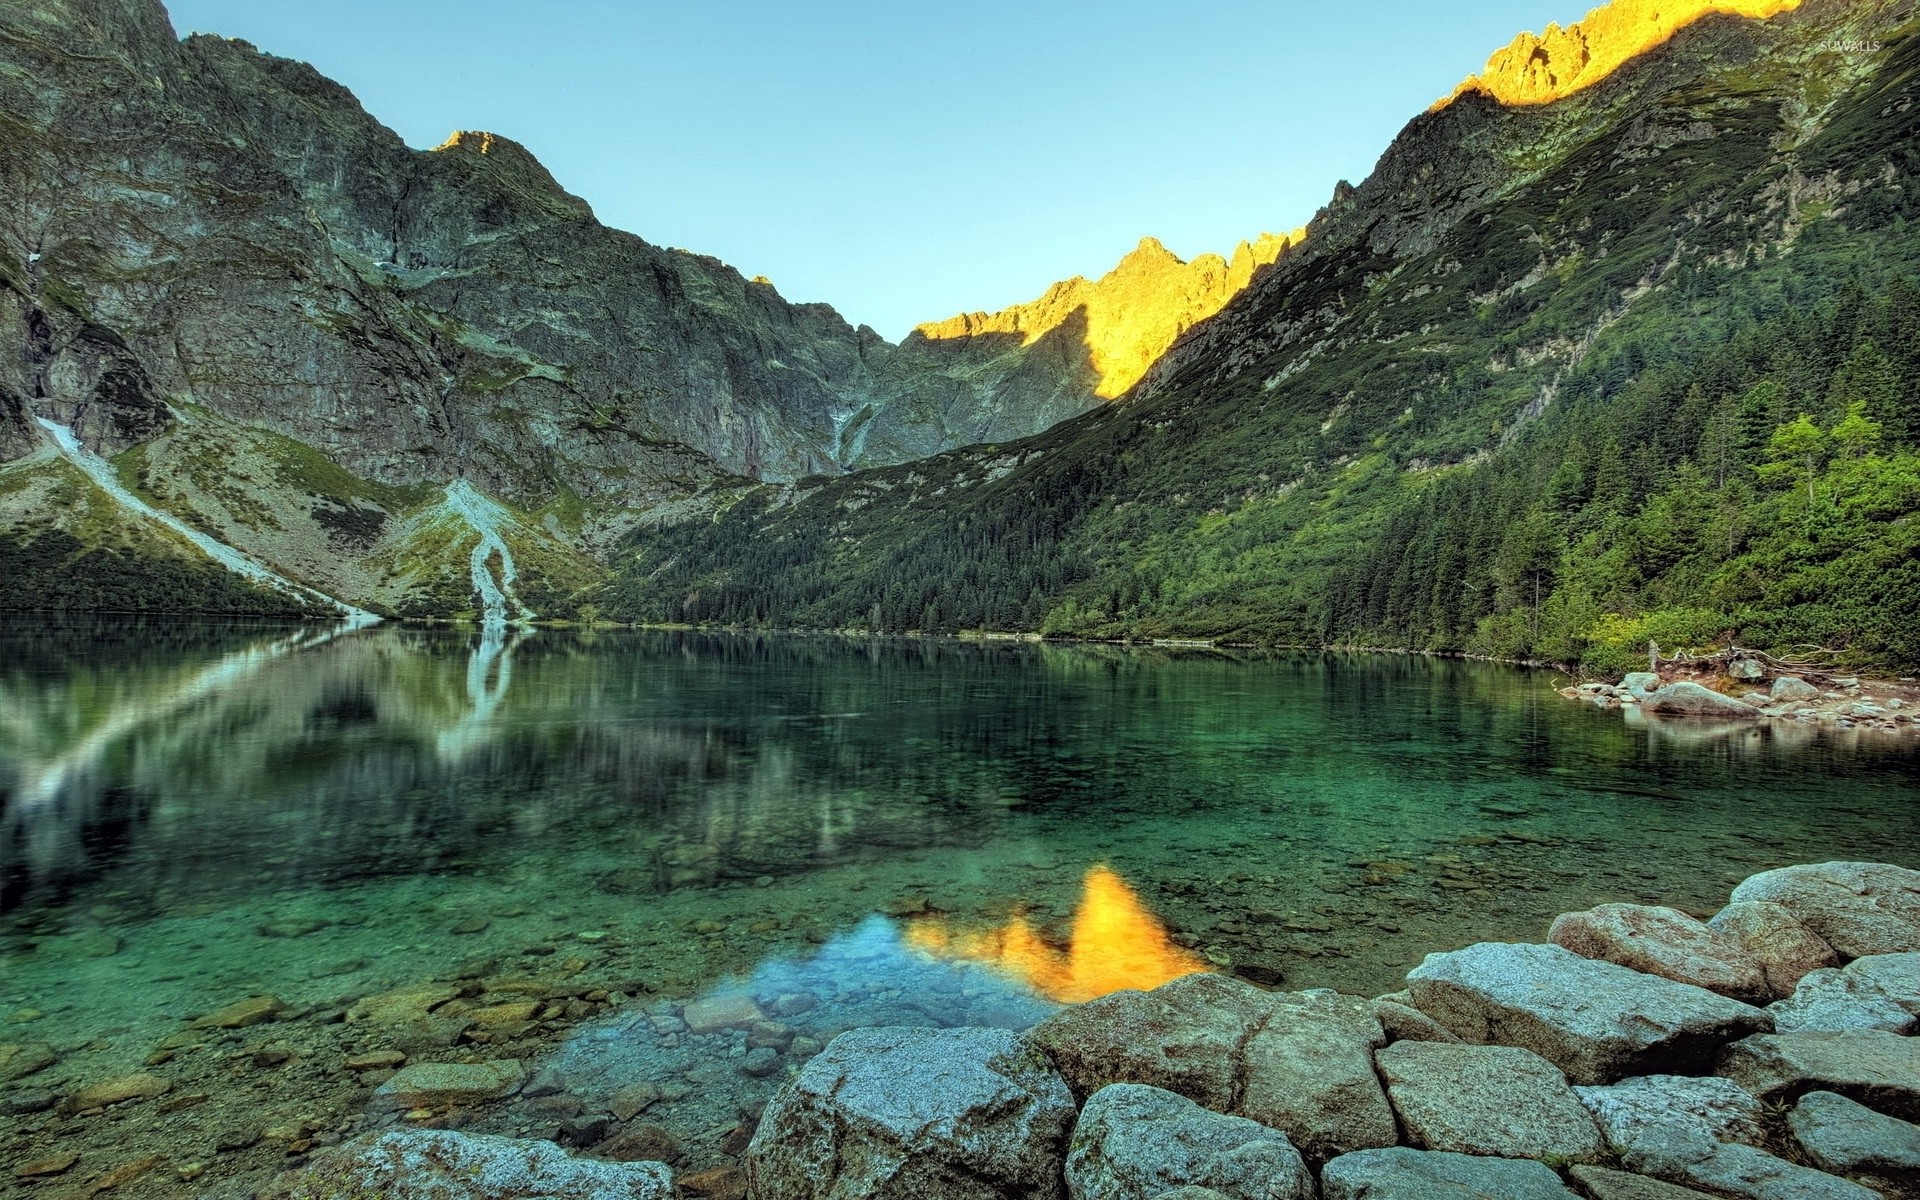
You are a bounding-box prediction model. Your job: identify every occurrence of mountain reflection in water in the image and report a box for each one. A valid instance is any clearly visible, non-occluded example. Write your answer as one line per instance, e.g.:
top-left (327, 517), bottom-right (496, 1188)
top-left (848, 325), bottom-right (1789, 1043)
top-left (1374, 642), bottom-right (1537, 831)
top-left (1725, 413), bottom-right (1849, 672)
top-left (904, 865), bottom-right (1211, 1002)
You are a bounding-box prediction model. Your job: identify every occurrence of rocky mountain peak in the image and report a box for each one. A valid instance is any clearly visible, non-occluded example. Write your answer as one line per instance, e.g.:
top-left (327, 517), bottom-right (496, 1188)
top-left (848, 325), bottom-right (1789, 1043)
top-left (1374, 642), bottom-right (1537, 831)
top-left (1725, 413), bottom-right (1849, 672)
top-left (1444, 0), bottom-right (1804, 107)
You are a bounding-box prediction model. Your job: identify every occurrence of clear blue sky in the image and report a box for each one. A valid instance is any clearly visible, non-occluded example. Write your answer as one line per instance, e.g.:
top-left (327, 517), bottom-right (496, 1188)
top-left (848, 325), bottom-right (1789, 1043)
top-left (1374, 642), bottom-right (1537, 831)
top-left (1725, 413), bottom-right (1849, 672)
top-left (161, 1), bottom-right (1589, 339)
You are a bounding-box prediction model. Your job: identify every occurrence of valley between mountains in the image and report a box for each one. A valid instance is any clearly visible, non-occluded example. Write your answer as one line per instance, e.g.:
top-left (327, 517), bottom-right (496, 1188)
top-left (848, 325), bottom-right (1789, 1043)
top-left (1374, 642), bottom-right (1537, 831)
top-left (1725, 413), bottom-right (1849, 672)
top-left (4, 0), bottom-right (1919, 676)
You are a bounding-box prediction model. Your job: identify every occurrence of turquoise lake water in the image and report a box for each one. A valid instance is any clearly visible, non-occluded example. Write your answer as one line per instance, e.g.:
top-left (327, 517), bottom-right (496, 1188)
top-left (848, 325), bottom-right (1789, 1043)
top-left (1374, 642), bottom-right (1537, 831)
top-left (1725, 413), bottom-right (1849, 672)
top-left (2, 619), bottom-right (1916, 1191)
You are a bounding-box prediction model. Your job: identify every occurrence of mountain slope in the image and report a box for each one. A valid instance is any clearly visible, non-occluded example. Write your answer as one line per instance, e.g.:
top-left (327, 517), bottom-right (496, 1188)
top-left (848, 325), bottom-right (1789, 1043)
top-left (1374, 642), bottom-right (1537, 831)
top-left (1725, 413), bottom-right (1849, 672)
top-left (605, 0), bottom-right (1920, 673)
top-left (0, 0), bottom-right (1281, 620)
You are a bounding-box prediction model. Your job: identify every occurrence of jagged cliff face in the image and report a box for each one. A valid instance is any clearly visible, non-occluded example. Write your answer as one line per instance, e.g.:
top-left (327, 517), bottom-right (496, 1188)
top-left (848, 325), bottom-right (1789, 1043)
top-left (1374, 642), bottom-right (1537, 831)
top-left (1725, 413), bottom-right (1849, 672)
top-left (0, 0), bottom-right (1279, 618)
top-left (606, 0), bottom-right (1920, 647)
top-left (914, 233), bottom-right (1300, 400)
top-left (1445, 0), bottom-right (1804, 107)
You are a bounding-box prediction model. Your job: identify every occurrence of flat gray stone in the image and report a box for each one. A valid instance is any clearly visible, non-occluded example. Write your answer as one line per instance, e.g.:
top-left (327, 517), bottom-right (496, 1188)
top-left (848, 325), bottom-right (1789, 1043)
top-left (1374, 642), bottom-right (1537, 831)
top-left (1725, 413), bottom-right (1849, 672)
top-left (1789, 1090), bottom-right (1920, 1181)
top-left (1708, 903), bottom-right (1841, 998)
top-left (1717, 1030), bottom-right (1920, 1120)
top-left (1576, 1075), bottom-right (1874, 1200)
top-left (744, 1026), bottom-right (1076, 1200)
top-left (1567, 1165), bottom-right (1719, 1199)
top-left (1730, 862), bottom-right (1920, 958)
top-left (1771, 676), bottom-right (1823, 702)
top-left (1374, 1040), bottom-right (1600, 1162)
top-left (1769, 961), bottom-right (1917, 1035)
top-left (372, 1059), bottom-right (526, 1109)
top-left (1064, 1083), bottom-right (1312, 1200)
top-left (1406, 942), bottom-right (1771, 1084)
top-left (1848, 952), bottom-right (1920, 1014)
top-left (1550, 903), bottom-right (1769, 1003)
top-left (258, 1129), bottom-right (672, 1199)
top-left (1320, 1147), bottom-right (1578, 1199)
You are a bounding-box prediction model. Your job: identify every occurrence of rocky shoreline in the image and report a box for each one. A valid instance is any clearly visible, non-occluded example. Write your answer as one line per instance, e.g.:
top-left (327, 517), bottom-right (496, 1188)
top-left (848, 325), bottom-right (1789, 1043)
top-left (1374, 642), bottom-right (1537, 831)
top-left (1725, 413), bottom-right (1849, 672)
top-left (1562, 662), bottom-right (1920, 736)
top-left (36, 858), bottom-right (1903, 1199)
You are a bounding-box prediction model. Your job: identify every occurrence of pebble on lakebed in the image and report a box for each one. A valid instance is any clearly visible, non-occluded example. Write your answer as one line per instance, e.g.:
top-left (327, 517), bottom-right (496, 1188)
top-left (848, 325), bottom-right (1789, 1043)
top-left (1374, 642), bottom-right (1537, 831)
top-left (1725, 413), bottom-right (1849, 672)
top-left (219, 859), bottom-right (1920, 1200)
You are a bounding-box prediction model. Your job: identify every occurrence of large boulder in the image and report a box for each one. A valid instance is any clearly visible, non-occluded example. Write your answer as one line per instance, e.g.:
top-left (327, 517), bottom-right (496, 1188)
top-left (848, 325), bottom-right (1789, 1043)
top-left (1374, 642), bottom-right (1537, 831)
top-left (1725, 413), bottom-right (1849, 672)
top-left (1768, 956), bottom-right (1919, 1034)
top-left (1707, 902), bottom-right (1840, 998)
top-left (1405, 942), bottom-right (1771, 1084)
top-left (1234, 990), bottom-right (1395, 1161)
top-left (1729, 863), bottom-right (1920, 958)
top-left (1550, 904), bottom-right (1769, 1003)
top-left (1063, 1084), bottom-right (1312, 1200)
top-left (1770, 676), bottom-right (1823, 702)
top-left (1716, 1030), bottom-right (1920, 1120)
top-left (1789, 1091), bottom-right (1920, 1187)
top-left (1623, 672), bottom-right (1663, 699)
top-left (1319, 1147), bottom-right (1579, 1199)
top-left (1641, 682), bottom-right (1761, 719)
top-left (1373, 1040), bottom-right (1601, 1162)
top-left (1030, 979), bottom-right (1394, 1162)
top-left (1028, 974), bottom-right (1268, 1112)
top-left (257, 1129), bottom-right (672, 1200)
top-left (1575, 1075), bottom-right (1874, 1200)
top-left (744, 1026), bottom-right (1076, 1200)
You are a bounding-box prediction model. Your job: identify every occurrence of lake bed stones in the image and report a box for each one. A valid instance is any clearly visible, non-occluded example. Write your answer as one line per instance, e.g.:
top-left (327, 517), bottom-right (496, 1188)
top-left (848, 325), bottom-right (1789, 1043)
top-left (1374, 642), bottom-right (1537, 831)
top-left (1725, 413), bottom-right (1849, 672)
top-left (1064, 1083), bottom-right (1312, 1200)
top-left (745, 1026), bottom-right (1075, 1200)
top-left (1406, 942), bottom-right (1771, 1084)
top-left (1374, 1040), bottom-right (1601, 1162)
top-left (257, 1129), bottom-right (671, 1200)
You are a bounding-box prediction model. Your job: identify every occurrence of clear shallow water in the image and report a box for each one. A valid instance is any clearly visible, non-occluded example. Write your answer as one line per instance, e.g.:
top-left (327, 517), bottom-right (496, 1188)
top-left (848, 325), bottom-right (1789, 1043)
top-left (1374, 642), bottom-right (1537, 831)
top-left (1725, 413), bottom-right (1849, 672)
top-left (2, 619), bottom-right (1917, 1193)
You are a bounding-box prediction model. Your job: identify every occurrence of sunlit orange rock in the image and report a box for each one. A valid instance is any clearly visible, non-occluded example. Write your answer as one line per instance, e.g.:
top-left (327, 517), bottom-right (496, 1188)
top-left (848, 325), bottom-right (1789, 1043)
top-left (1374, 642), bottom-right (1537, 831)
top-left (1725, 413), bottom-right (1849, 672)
top-left (1441, 0), bottom-right (1803, 109)
top-left (914, 231), bottom-right (1305, 400)
top-left (904, 865), bottom-right (1211, 1003)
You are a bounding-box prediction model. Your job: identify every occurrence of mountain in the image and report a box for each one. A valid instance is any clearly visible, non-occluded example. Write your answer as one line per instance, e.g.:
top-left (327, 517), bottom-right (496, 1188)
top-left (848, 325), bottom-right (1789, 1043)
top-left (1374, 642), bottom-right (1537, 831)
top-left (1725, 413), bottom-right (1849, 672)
top-left (606, 0), bottom-right (1920, 673)
top-left (0, 0), bottom-right (1283, 620)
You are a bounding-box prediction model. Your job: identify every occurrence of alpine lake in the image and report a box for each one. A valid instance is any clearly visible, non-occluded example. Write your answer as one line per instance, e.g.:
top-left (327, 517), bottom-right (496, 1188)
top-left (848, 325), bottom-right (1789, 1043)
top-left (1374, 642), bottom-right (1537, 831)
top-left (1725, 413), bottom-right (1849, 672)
top-left (3, 619), bottom-right (1917, 1196)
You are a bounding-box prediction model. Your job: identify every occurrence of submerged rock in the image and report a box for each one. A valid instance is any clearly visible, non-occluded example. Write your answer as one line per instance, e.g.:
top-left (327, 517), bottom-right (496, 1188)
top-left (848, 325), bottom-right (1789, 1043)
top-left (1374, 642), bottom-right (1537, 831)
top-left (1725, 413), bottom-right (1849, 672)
top-left (0, 1041), bottom-right (57, 1082)
top-left (1549, 904), bottom-right (1768, 1003)
top-left (1064, 1083), bottom-right (1312, 1200)
top-left (60, 1071), bottom-right (171, 1113)
top-left (257, 1129), bottom-right (672, 1199)
top-left (745, 1026), bottom-right (1076, 1200)
top-left (1707, 902), bottom-right (1840, 998)
top-left (1319, 1147), bottom-right (1579, 1199)
top-left (1405, 942), bottom-right (1770, 1084)
top-left (1374, 1040), bottom-right (1601, 1162)
top-left (373, 1059), bottom-right (528, 1109)
top-left (1729, 862), bottom-right (1920, 958)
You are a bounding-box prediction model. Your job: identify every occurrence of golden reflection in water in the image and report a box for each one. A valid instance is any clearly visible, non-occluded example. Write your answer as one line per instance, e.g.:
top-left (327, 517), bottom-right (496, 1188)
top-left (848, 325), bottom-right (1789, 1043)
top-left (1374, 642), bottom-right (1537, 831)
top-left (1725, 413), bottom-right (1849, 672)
top-left (903, 865), bottom-right (1211, 1003)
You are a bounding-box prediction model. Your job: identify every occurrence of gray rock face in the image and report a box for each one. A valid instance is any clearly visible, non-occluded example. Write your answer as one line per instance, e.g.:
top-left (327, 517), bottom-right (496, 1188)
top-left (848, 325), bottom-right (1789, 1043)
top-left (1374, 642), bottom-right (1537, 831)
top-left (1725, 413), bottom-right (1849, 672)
top-left (1568, 1164), bottom-right (1721, 1199)
top-left (1771, 676), bottom-right (1824, 702)
top-left (257, 1129), bottom-right (672, 1200)
top-left (1030, 977), bottom-right (1395, 1161)
top-left (1769, 956), bottom-right (1920, 1034)
top-left (744, 1026), bottom-right (1076, 1200)
top-left (1576, 1075), bottom-right (1874, 1200)
top-left (1717, 1030), bottom-right (1920, 1120)
top-left (1708, 902), bottom-right (1841, 998)
top-left (1729, 862), bottom-right (1920, 958)
top-left (1623, 672), bottom-right (1664, 698)
top-left (1405, 942), bottom-right (1771, 1084)
top-left (1374, 1040), bottom-right (1602, 1162)
top-left (1370, 998), bottom-right (1461, 1045)
top-left (1549, 904), bottom-right (1769, 1003)
top-left (1789, 1090), bottom-right (1920, 1183)
top-left (1319, 1147), bottom-right (1579, 1199)
top-left (1641, 682), bottom-right (1761, 719)
top-left (1063, 1083), bottom-right (1313, 1200)
top-left (1029, 973), bottom-right (1271, 1111)
top-left (1235, 990), bottom-right (1396, 1161)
